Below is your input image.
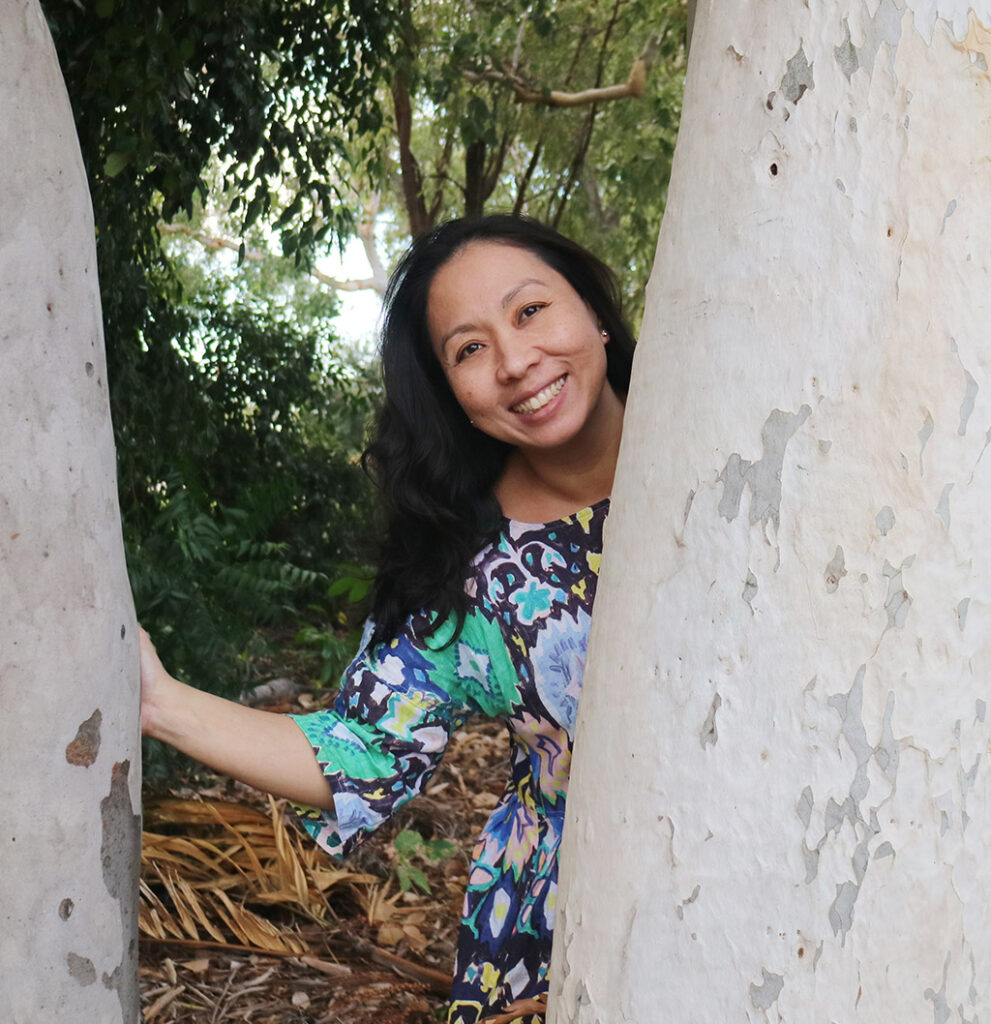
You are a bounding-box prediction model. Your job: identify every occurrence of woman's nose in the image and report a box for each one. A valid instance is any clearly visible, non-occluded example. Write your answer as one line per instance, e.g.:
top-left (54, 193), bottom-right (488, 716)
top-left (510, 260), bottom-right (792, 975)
top-left (494, 334), bottom-right (541, 383)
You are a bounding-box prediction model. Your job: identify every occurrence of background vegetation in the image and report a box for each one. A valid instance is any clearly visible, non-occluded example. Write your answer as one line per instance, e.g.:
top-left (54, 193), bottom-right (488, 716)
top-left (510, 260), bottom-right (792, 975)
top-left (42, 0), bottom-right (686, 773)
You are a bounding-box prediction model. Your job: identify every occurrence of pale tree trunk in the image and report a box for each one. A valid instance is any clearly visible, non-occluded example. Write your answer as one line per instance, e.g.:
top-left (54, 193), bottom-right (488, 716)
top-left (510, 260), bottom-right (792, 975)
top-left (0, 3), bottom-right (140, 1021)
top-left (551, 1), bottom-right (991, 1020)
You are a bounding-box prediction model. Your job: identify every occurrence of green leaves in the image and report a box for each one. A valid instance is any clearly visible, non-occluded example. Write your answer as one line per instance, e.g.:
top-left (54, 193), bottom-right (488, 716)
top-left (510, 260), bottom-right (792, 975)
top-left (103, 151), bottom-right (130, 177)
top-left (393, 829), bottom-right (459, 894)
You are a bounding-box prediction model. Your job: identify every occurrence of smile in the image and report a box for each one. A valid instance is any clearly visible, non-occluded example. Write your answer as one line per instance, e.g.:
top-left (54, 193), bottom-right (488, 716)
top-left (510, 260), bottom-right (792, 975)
top-left (511, 376), bottom-right (566, 415)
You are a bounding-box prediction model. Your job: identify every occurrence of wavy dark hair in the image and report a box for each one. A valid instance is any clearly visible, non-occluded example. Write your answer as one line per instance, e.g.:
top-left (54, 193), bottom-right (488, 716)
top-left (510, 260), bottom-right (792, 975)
top-left (362, 214), bottom-right (636, 643)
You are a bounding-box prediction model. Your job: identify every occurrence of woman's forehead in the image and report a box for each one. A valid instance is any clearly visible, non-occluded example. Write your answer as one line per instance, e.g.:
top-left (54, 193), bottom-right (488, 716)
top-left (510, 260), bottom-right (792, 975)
top-left (429, 241), bottom-right (565, 305)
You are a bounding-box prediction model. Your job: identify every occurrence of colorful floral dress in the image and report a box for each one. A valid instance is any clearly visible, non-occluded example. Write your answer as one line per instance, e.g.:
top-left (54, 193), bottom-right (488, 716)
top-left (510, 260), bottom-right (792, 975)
top-left (290, 499), bottom-right (607, 1022)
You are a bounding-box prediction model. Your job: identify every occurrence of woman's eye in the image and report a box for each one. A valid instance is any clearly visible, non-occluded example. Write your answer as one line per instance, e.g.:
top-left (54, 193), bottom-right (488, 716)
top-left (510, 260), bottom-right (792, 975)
top-left (455, 341), bottom-right (483, 363)
top-left (519, 303), bottom-right (543, 322)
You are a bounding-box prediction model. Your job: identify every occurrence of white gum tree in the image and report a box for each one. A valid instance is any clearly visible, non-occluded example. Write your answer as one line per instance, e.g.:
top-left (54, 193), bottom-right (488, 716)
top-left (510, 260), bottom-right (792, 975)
top-left (551, 1), bottom-right (991, 1020)
top-left (0, 2), bottom-right (140, 1020)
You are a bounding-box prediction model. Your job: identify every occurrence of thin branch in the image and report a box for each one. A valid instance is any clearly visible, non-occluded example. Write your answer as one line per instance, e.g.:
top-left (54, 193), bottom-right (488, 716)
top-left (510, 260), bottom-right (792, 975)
top-left (392, 71), bottom-right (432, 236)
top-left (466, 35), bottom-right (658, 108)
top-left (159, 222), bottom-right (387, 296)
top-left (513, 138), bottom-right (544, 214)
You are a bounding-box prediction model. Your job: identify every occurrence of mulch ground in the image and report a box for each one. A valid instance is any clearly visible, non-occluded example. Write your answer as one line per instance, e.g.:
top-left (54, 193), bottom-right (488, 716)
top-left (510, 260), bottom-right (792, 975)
top-left (139, 696), bottom-right (509, 1024)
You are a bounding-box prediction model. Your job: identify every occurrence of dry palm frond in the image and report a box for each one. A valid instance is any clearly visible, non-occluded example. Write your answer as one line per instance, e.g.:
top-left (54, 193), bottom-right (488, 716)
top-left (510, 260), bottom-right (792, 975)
top-left (141, 796), bottom-right (378, 956)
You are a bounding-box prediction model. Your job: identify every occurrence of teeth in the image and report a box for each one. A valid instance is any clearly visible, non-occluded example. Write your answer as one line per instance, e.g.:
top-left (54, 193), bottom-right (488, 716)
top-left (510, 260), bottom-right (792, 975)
top-left (512, 376), bottom-right (565, 414)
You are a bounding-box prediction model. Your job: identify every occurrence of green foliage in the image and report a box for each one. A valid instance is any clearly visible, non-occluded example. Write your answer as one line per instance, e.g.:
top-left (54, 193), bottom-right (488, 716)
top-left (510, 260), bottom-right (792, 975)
top-left (295, 564), bottom-right (375, 686)
top-left (40, 2), bottom-right (394, 721)
top-left (121, 274), bottom-right (379, 695)
top-left (393, 829), bottom-right (460, 894)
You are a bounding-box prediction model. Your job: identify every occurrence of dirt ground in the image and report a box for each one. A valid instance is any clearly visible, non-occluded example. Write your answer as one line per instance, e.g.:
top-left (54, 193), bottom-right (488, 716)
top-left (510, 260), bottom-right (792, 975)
top-left (139, 706), bottom-right (511, 1024)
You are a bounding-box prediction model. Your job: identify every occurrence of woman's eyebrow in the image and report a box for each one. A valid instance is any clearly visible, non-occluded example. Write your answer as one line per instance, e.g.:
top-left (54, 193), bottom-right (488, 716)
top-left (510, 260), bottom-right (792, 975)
top-left (501, 278), bottom-right (546, 309)
top-left (439, 321), bottom-right (478, 349)
top-left (439, 278), bottom-right (548, 350)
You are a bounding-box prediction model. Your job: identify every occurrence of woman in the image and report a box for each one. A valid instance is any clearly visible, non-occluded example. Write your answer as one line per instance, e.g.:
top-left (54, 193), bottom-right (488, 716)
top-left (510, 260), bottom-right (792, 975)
top-left (140, 214), bottom-right (635, 1022)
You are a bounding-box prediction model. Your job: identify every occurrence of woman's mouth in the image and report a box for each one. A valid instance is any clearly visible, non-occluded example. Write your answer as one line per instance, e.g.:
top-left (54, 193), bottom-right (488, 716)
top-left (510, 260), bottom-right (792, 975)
top-left (511, 375), bottom-right (566, 415)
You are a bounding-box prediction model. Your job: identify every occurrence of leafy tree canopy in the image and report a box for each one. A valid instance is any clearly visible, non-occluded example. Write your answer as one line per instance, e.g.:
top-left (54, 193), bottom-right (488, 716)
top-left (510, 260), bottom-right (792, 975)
top-left (377, 0), bottom-right (688, 318)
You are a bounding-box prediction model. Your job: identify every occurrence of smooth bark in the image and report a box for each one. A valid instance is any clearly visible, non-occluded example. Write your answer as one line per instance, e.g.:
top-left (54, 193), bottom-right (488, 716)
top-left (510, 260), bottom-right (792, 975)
top-left (0, 2), bottom-right (140, 1020)
top-left (551, 1), bottom-right (991, 1019)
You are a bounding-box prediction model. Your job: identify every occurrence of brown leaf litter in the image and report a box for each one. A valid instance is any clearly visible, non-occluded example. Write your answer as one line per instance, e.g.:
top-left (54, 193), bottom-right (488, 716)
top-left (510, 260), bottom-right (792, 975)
top-left (139, 716), bottom-right (536, 1023)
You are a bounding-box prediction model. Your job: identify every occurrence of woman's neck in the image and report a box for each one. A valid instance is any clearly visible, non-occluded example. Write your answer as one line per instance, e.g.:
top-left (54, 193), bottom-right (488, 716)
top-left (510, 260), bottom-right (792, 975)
top-left (495, 386), bottom-right (625, 522)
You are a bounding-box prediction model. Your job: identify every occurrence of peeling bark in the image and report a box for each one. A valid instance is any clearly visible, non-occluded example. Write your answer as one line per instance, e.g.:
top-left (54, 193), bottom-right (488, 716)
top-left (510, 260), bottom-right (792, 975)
top-left (551, 1), bottom-right (991, 1019)
top-left (0, 2), bottom-right (140, 1020)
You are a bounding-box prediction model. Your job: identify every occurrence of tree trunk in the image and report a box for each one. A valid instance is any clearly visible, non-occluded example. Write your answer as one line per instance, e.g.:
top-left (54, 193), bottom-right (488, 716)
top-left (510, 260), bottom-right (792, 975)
top-left (0, 3), bottom-right (140, 1021)
top-left (551, 1), bottom-right (991, 1019)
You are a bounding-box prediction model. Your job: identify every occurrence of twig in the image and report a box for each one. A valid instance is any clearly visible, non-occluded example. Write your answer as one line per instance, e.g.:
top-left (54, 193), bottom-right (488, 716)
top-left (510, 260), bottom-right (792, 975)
top-left (143, 933), bottom-right (453, 996)
top-left (142, 936), bottom-right (307, 958)
top-left (344, 936), bottom-right (453, 995)
top-left (144, 985), bottom-right (185, 1021)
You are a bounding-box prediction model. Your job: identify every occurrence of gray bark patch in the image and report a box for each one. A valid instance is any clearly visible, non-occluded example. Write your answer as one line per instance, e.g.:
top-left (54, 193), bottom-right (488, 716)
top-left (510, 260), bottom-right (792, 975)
top-left (857, 0), bottom-right (904, 76)
top-left (824, 546), bottom-right (846, 593)
top-left (750, 968), bottom-right (784, 1009)
top-left (717, 406), bottom-right (811, 531)
top-left (834, 20), bottom-right (859, 79)
top-left (796, 785), bottom-right (813, 829)
top-left (918, 412), bottom-right (934, 475)
top-left (717, 453), bottom-right (751, 521)
top-left (67, 952), bottom-right (96, 986)
top-left (959, 369), bottom-right (978, 435)
top-left (59, 897), bottom-right (74, 920)
top-left (935, 483), bottom-right (953, 528)
top-left (882, 560), bottom-right (913, 630)
top-left (65, 708), bottom-right (101, 767)
top-left (924, 954), bottom-right (952, 1024)
top-left (957, 597), bottom-right (971, 631)
top-left (829, 666), bottom-right (872, 804)
top-left (742, 570), bottom-right (758, 607)
top-left (699, 693), bottom-right (722, 749)
top-left (875, 506), bottom-right (895, 535)
top-left (780, 45), bottom-right (813, 104)
top-left (829, 880), bottom-right (860, 941)
top-left (100, 760), bottom-right (141, 1022)
top-left (875, 692), bottom-right (899, 783)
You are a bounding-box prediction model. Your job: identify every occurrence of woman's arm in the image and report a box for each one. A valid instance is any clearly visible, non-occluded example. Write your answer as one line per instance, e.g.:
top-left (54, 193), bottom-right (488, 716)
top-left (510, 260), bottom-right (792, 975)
top-left (139, 628), bottom-right (334, 809)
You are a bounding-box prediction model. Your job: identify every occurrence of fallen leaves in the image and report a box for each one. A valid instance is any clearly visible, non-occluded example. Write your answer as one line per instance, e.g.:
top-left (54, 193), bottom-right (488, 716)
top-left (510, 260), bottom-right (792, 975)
top-left (140, 795), bottom-right (379, 955)
top-left (140, 716), bottom-right (511, 1021)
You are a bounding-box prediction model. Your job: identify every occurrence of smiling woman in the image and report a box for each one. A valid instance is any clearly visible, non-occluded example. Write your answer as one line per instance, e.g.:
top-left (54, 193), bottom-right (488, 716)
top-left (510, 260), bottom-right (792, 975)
top-left (139, 215), bottom-right (637, 1023)
top-left (427, 242), bottom-right (626, 521)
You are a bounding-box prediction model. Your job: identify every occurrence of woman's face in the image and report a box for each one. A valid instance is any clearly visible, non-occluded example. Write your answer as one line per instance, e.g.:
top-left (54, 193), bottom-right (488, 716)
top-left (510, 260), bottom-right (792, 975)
top-left (427, 241), bottom-right (615, 454)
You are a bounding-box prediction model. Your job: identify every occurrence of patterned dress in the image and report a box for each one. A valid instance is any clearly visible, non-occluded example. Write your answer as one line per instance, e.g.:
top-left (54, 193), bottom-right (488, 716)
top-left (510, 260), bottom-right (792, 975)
top-left (290, 499), bottom-right (607, 1022)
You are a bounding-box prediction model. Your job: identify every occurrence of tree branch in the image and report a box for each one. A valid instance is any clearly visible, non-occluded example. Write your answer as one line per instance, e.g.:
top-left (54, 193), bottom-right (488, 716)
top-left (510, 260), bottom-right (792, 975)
top-left (158, 222), bottom-right (387, 296)
top-left (466, 36), bottom-right (659, 109)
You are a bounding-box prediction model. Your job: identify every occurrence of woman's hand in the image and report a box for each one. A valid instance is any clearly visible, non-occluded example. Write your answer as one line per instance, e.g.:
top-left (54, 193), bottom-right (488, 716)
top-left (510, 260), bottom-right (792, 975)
top-left (135, 626), bottom-right (334, 808)
top-left (138, 626), bottom-right (176, 738)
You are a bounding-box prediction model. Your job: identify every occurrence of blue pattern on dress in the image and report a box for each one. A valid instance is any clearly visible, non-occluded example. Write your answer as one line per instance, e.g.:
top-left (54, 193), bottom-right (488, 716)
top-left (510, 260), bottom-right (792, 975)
top-left (290, 499), bottom-right (608, 1022)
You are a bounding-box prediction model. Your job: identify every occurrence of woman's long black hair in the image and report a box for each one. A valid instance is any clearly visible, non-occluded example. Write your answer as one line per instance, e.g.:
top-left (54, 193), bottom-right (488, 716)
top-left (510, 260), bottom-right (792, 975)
top-left (362, 214), bottom-right (637, 644)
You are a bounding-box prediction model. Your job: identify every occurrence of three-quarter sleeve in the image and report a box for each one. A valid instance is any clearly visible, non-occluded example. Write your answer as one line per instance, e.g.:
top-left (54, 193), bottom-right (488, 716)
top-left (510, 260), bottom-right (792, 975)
top-left (288, 613), bottom-right (476, 857)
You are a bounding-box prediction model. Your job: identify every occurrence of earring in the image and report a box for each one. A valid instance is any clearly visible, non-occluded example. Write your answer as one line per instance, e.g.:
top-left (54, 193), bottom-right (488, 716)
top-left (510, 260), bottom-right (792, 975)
top-left (600, 329), bottom-right (609, 340)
